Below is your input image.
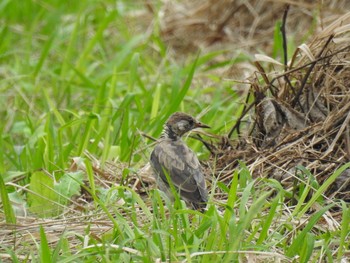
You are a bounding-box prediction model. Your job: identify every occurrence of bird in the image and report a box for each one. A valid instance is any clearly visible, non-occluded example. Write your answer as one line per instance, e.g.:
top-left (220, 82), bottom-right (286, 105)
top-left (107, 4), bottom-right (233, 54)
top-left (150, 112), bottom-right (209, 210)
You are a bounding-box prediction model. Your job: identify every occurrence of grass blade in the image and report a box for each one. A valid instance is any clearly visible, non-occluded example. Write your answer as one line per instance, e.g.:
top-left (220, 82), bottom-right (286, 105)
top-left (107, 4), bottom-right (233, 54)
top-left (337, 201), bottom-right (350, 261)
top-left (0, 174), bottom-right (16, 223)
top-left (298, 163), bottom-right (350, 217)
top-left (286, 204), bottom-right (333, 257)
top-left (167, 56), bottom-right (199, 115)
top-left (40, 225), bottom-right (52, 263)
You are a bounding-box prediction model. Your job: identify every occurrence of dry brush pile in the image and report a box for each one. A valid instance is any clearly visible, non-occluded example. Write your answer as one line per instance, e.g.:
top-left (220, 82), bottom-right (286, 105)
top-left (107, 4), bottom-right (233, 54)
top-left (207, 12), bottom-right (350, 202)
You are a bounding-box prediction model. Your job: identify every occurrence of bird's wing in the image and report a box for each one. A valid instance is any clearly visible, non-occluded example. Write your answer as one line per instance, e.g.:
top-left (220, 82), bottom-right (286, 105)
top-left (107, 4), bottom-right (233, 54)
top-left (150, 140), bottom-right (208, 203)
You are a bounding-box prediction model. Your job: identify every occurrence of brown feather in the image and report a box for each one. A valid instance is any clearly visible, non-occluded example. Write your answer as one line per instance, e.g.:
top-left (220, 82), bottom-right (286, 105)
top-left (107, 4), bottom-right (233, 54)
top-left (150, 112), bottom-right (209, 210)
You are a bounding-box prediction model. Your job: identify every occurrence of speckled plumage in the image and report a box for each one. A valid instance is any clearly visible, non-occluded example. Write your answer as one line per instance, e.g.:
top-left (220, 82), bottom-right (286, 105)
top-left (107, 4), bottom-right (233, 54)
top-left (150, 112), bottom-right (209, 210)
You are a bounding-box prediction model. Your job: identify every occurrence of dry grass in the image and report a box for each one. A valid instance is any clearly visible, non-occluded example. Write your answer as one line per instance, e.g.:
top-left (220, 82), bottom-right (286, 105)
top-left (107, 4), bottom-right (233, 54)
top-left (160, 0), bottom-right (349, 54)
top-left (208, 11), bottom-right (350, 202)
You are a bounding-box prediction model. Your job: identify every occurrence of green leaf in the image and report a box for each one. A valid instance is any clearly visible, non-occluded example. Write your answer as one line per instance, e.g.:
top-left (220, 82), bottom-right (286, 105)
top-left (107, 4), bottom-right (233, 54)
top-left (28, 171), bottom-right (60, 217)
top-left (76, 10), bottom-right (118, 70)
top-left (223, 190), bottom-right (272, 262)
top-left (0, 174), bottom-right (16, 223)
top-left (54, 172), bottom-right (83, 205)
top-left (167, 56), bottom-right (199, 115)
top-left (33, 30), bottom-right (56, 78)
top-left (257, 192), bottom-right (282, 244)
top-left (337, 201), bottom-right (350, 260)
top-left (298, 163), bottom-right (350, 217)
top-left (40, 225), bottom-right (52, 263)
top-left (220, 170), bottom-right (239, 250)
top-left (84, 160), bottom-right (96, 204)
top-left (239, 180), bottom-right (254, 218)
top-left (300, 232), bottom-right (315, 263)
top-left (129, 52), bottom-right (139, 92)
top-left (273, 20), bottom-right (282, 59)
top-left (286, 204), bottom-right (333, 257)
top-left (150, 84), bottom-right (162, 120)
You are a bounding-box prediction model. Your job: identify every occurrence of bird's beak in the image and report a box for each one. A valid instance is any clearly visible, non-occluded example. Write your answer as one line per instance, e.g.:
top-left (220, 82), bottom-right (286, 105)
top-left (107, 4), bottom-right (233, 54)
top-left (195, 121), bottom-right (210, 129)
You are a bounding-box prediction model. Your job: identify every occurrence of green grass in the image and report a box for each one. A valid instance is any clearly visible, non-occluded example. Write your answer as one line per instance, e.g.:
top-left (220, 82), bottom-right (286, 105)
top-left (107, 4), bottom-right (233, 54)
top-left (0, 0), bottom-right (349, 262)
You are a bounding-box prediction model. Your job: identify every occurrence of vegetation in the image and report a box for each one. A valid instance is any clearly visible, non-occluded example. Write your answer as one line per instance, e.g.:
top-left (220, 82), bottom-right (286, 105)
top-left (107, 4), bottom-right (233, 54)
top-left (1, 1), bottom-right (349, 262)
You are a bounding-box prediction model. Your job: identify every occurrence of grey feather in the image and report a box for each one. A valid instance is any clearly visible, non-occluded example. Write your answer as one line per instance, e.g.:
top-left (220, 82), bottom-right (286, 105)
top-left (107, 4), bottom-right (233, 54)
top-left (150, 112), bottom-right (209, 210)
top-left (150, 139), bottom-right (208, 206)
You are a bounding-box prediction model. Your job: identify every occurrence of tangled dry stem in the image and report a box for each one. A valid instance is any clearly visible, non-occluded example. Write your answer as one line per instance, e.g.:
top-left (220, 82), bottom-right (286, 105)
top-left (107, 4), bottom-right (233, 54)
top-left (211, 12), bottom-right (350, 201)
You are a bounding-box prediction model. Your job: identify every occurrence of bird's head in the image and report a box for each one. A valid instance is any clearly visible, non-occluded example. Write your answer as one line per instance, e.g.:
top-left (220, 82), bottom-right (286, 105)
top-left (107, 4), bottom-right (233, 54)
top-left (165, 112), bottom-right (210, 139)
